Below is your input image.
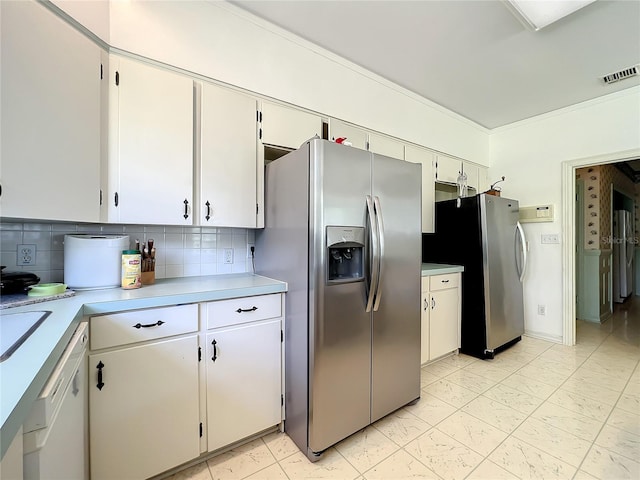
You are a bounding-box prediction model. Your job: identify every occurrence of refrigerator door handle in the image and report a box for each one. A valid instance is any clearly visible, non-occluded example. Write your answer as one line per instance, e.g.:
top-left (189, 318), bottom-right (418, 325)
top-left (516, 221), bottom-right (527, 282)
top-left (366, 195), bottom-right (380, 313)
top-left (373, 196), bottom-right (385, 311)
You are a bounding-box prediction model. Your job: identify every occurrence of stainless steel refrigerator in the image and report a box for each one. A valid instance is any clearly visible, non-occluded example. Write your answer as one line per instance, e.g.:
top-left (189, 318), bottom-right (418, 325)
top-left (255, 138), bottom-right (421, 461)
top-left (423, 194), bottom-right (526, 359)
top-left (613, 209), bottom-right (634, 303)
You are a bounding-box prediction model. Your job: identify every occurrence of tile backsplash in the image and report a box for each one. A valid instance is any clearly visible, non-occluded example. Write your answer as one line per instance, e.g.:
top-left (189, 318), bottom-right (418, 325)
top-left (0, 220), bottom-right (254, 283)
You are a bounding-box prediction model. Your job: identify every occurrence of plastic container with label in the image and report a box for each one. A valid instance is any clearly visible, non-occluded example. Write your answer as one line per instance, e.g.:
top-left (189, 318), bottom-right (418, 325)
top-left (121, 250), bottom-right (142, 289)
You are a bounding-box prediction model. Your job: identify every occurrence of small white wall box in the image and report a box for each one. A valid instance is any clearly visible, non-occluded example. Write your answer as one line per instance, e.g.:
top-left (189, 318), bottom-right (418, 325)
top-left (520, 205), bottom-right (554, 223)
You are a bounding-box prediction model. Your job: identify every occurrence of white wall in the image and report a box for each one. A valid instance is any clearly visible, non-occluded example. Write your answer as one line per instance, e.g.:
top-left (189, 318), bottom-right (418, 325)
top-left (490, 86), bottom-right (640, 341)
top-left (53, 0), bottom-right (490, 164)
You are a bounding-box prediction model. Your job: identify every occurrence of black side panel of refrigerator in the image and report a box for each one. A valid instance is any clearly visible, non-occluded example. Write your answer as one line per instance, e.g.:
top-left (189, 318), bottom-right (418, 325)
top-left (422, 197), bottom-right (488, 358)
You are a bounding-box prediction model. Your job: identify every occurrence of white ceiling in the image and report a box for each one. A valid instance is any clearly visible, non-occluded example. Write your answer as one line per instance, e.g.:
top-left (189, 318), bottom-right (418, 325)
top-left (231, 0), bottom-right (640, 129)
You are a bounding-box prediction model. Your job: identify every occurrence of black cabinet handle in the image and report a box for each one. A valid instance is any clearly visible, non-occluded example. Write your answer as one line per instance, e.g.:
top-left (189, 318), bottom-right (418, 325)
top-left (132, 320), bottom-right (165, 329)
top-left (205, 201), bottom-right (211, 221)
top-left (97, 361), bottom-right (105, 390)
top-left (212, 339), bottom-right (217, 362)
top-left (441, 279), bottom-right (450, 283)
top-left (183, 199), bottom-right (189, 219)
top-left (236, 306), bottom-right (258, 313)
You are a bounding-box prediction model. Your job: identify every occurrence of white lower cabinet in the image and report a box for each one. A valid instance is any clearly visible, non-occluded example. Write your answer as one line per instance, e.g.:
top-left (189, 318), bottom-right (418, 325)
top-left (203, 294), bottom-right (284, 452)
top-left (205, 319), bottom-right (282, 451)
top-left (87, 295), bottom-right (284, 478)
top-left (420, 277), bottom-right (430, 364)
top-left (88, 305), bottom-right (200, 480)
top-left (421, 272), bottom-right (461, 363)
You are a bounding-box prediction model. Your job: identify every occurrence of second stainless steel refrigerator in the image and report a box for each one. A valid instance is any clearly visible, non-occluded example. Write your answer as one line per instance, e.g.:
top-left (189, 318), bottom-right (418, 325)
top-left (423, 194), bottom-right (526, 359)
top-left (256, 139), bottom-right (421, 461)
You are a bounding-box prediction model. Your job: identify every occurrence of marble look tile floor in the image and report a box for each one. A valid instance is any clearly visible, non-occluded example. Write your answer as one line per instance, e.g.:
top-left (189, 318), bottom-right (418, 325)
top-left (167, 297), bottom-right (639, 480)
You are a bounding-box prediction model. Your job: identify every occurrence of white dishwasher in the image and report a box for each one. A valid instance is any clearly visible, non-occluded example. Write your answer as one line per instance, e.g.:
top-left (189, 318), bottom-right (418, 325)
top-left (23, 322), bottom-right (88, 480)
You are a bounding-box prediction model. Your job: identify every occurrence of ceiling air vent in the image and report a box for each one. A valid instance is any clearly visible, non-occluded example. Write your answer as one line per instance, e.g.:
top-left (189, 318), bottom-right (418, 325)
top-left (602, 65), bottom-right (639, 85)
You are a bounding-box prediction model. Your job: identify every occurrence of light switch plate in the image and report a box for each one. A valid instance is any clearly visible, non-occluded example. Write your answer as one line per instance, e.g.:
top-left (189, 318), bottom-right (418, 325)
top-left (541, 234), bottom-right (560, 244)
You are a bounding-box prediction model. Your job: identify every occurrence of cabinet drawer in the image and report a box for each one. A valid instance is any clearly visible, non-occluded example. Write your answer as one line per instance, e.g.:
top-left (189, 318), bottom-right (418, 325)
top-left (206, 294), bottom-right (281, 330)
top-left (429, 273), bottom-right (459, 291)
top-left (91, 304), bottom-right (198, 350)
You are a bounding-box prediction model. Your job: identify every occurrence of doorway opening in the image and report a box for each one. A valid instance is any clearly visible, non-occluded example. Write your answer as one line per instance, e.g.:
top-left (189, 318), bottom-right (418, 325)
top-left (563, 149), bottom-right (640, 345)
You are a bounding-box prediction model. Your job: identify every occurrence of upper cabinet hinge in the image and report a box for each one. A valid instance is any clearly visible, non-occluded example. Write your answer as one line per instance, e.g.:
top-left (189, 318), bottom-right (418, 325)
top-left (115, 71), bottom-right (120, 86)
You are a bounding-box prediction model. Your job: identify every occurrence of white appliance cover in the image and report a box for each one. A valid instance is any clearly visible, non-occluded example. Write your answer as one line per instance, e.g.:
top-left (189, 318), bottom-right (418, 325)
top-left (64, 235), bottom-right (129, 289)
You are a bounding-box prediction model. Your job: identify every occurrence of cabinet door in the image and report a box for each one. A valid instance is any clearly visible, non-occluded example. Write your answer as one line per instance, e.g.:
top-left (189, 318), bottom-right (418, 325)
top-left (463, 162), bottom-right (479, 194)
top-left (369, 133), bottom-right (404, 160)
top-left (434, 154), bottom-right (462, 184)
top-left (1, 1), bottom-right (101, 222)
top-left (89, 336), bottom-right (200, 480)
top-left (201, 83), bottom-right (259, 227)
top-left (405, 145), bottom-right (435, 233)
top-left (329, 119), bottom-right (368, 150)
top-left (420, 278), bottom-right (430, 364)
top-left (206, 319), bottom-right (281, 452)
top-left (108, 56), bottom-right (193, 224)
top-left (261, 102), bottom-right (322, 149)
top-left (478, 166), bottom-right (489, 193)
top-left (429, 288), bottom-right (460, 360)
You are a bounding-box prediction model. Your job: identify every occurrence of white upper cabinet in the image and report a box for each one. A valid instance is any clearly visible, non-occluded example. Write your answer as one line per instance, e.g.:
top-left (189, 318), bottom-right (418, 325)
top-left (462, 162), bottom-right (479, 193)
top-left (260, 102), bottom-right (322, 150)
top-left (329, 119), bottom-right (368, 150)
top-left (478, 166), bottom-right (489, 193)
top-left (105, 55), bottom-right (194, 225)
top-left (405, 145), bottom-right (435, 233)
top-left (368, 133), bottom-right (405, 160)
top-left (1, 1), bottom-right (101, 222)
top-left (200, 82), bottom-right (261, 227)
top-left (434, 154), bottom-right (463, 184)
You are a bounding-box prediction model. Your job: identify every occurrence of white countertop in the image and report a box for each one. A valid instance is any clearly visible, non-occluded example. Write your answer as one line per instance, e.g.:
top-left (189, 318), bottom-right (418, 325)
top-left (0, 273), bottom-right (286, 459)
top-left (421, 263), bottom-right (465, 276)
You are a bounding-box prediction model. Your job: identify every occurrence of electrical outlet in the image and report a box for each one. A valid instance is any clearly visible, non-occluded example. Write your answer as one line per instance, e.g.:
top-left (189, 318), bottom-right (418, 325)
top-left (224, 248), bottom-right (234, 264)
top-left (17, 244), bottom-right (37, 266)
top-left (538, 304), bottom-right (546, 315)
top-left (247, 244), bottom-right (255, 258)
top-left (541, 234), bottom-right (560, 244)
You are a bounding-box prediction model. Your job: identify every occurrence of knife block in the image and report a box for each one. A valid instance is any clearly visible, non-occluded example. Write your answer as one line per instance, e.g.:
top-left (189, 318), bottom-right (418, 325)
top-left (141, 271), bottom-right (155, 285)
